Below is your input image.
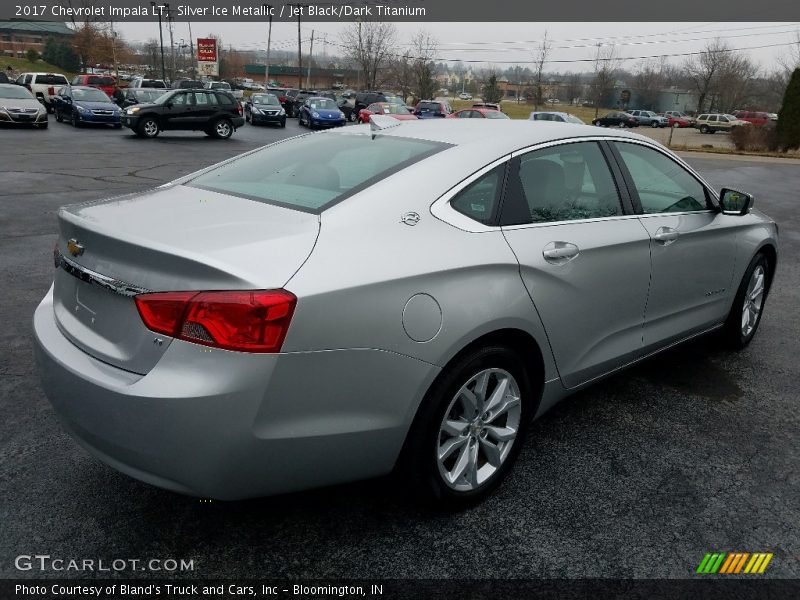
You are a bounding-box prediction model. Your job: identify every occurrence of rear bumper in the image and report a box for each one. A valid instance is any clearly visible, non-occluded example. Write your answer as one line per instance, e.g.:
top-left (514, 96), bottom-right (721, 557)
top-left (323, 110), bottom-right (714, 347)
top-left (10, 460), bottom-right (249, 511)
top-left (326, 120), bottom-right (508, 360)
top-left (33, 287), bottom-right (438, 499)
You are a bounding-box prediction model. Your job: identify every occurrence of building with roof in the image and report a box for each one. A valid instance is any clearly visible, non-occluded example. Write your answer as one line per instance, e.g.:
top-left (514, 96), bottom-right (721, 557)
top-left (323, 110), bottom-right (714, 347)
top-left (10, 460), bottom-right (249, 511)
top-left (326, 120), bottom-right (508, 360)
top-left (1, 20), bottom-right (74, 58)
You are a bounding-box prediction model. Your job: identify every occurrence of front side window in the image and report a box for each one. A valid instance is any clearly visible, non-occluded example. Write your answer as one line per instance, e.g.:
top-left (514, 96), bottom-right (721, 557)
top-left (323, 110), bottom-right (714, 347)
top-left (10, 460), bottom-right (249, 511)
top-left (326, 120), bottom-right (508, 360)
top-left (450, 164), bottom-right (506, 225)
top-left (614, 142), bottom-right (709, 214)
top-left (504, 142), bottom-right (622, 225)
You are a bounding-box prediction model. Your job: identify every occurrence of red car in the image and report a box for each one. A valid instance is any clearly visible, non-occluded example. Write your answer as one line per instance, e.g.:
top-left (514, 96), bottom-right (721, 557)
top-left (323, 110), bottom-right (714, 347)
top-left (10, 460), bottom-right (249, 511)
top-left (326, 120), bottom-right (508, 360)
top-left (71, 74), bottom-right (116, 97)
top-left (358, 102), bottom-right (418, 123)
top-left (733, 110), bottom-right (771, 127)
top-left (447, 107), bottom-right (510, 119)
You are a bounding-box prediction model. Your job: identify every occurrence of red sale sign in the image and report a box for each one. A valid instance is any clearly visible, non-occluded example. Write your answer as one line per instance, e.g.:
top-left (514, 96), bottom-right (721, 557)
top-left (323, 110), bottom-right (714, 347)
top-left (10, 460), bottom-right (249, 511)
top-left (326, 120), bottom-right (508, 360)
top-left (197, 38), bottom-right (217, 62)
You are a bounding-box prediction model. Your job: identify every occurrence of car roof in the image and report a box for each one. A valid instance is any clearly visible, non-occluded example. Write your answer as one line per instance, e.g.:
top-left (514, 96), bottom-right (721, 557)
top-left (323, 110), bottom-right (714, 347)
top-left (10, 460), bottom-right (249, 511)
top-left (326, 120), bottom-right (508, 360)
top-left (325, 119), bottom-right (653, 155)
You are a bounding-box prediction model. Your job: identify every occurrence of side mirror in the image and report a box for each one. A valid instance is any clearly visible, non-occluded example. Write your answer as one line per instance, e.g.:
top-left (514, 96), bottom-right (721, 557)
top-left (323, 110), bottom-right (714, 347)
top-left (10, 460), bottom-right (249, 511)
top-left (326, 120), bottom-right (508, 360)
top-left (719, 188), bottom-right (754, 215)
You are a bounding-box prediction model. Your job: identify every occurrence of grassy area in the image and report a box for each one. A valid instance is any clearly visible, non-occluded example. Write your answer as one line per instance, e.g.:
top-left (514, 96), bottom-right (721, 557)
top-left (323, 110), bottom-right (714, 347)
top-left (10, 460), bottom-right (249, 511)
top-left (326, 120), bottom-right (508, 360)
top-left (669, 144), bottom-right (800, 160)
top-left (450, 99), bottom-right (606, 123)
top-left (4, 56), bottom-right (77, 78)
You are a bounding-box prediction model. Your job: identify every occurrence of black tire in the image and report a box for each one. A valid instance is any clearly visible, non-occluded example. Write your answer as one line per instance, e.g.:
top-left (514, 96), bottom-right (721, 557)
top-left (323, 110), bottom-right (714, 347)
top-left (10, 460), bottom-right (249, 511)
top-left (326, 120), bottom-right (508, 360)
top-left (722, 253), bottom-right (771, 349)
top-left (397, 344), bottom-right (536, 508)
top-left (71, 112), bottom-right (80, 127)
top-left (651, 120), bottom-right (659, 128)
top-left (113, 123), bottom-right (122, 129)
top-left (55, 109), bottom-right (62, 123)
top-left (38, 122), bottom-right (48, 129)
top-left (212, 118), bottom-right (233, 139)
top-left (700, 125), bottom-right (709, 134)
top-left (279, 118), bottom-right (286, 128)
top-left (137, 116), bottom-right (159, 138)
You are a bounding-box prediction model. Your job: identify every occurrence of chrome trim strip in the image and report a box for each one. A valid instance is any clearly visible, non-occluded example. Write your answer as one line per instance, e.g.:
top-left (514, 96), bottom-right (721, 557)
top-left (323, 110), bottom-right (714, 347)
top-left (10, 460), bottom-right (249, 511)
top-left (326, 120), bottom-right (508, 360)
top-left (55, 250), bottom-right (151, 297)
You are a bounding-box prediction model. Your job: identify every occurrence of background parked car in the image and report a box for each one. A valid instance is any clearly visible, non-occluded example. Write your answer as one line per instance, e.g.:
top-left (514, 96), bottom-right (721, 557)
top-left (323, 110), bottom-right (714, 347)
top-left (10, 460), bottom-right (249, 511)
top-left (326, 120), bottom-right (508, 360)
top-left (353, 91), bottom-right (403, 120)
top-left (121, 88), bottom-right (244, 139)
top-left (528, 111), bottom-right (584, 124)
top-left (14, 72), bottom-right (69, 112)
top-left (0, 83), bottom-right (48, 128)
top-left (592, 111), bottom-right (638, 127)
top-left (71, 74), bottom-right (116, 97)
top-left (358, 102), bottom-right (418, 123)
top-left (53, 85), bottom-right (121, 128)
top-left (171, 79), bottom-right (204, 89)
top-left (695, 113), bottom-right (752, 134)
top-left (663, 110), bottom-right (695, 127)
top-left (449, 107), bottom-right (510, 119)
top-left (0, 71), bottom-right (8, 84)
top-left (297, 96), bottom-right (346, 129)
top-left (413, 100), bottom-right (453, 118)
top-left (627, 110), bottom-right (669, 128)
top-left (129, 77), bottom-right (167, 89)
top-left (733, 111), bottom-right (772, 127)
top-left (245, 93), bottom-right (286, 127)
top-left (458, 92), bottom-right (473, 100)
top-left (119, 88), bottom-right (164, 109)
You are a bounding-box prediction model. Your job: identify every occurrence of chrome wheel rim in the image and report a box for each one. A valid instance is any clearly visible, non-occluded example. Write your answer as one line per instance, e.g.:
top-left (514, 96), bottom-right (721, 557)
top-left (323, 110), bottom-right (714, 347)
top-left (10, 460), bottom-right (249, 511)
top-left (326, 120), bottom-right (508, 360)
top-left (216, 121), bottom-right (231, 137)
top-left (436, 368), bottom-right (522, 492)
top-left (143, 120), bottom-right (158, 136)
top-left (741, 265), bottom-right (765, 337)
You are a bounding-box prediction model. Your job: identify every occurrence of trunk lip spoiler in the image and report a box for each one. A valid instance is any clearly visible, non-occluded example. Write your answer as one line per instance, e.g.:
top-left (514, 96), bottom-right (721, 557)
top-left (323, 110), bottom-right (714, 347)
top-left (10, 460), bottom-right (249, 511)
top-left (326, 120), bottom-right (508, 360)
top-left (54, 249), bottom-right (152, 297)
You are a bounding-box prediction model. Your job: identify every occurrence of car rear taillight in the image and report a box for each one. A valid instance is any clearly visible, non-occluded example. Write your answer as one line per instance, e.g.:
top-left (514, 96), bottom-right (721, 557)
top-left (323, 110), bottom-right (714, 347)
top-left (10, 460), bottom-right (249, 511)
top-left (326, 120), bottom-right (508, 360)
top-left (278, 95), bottom-right (287, 103)
top-left (47, 86), bottom-right (54, 96)
top-left (135, 289), bottom-right (296, 353)
top-left (237, 103), bottom-right (243, 116)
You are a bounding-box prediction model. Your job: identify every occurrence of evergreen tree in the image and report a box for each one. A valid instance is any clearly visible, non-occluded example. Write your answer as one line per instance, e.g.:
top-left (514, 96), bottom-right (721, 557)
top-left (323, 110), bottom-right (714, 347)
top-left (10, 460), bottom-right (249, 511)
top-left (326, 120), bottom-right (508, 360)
top-left (482, 74), bottom-right (502, 103)
top-left (777, 68), bottom-right (800, 151)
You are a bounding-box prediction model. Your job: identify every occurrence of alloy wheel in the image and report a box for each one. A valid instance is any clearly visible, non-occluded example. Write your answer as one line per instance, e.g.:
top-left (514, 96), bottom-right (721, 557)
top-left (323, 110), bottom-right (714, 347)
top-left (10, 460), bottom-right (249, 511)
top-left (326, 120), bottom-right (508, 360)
top-left (436, 368), bottom-right (522, 492)
top-left (741, 264), bottom-right (765, 337)
top-left (142, 119), bottom-right (158, 137)
top-left (215, 120), bottom-right (232, 138)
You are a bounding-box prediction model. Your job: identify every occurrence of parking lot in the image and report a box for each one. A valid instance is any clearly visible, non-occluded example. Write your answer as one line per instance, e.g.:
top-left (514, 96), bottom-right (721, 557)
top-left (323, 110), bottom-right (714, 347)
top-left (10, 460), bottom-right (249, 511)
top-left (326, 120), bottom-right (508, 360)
top-left (1, 119), bottom-right (799, 579)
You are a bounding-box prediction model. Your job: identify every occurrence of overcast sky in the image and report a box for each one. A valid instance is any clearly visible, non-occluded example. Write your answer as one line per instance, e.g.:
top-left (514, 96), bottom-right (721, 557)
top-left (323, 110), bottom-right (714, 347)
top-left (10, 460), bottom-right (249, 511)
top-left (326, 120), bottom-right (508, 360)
top-left (114, 21), bottom-right (800, 73)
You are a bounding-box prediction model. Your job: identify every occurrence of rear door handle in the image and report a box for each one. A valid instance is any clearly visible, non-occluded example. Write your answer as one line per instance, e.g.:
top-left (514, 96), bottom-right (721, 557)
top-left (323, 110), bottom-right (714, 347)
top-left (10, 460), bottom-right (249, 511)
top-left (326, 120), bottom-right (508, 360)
top-left (543, 241), bottom-right (580, 263)
top-left (653, 226), bottom-right (679, 245)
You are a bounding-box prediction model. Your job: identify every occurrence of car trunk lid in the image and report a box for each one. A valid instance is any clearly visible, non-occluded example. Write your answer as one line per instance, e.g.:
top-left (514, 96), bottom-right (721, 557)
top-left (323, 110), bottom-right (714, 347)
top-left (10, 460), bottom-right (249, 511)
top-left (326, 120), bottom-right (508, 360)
top-left (53, 185), bottom-right (320, 374)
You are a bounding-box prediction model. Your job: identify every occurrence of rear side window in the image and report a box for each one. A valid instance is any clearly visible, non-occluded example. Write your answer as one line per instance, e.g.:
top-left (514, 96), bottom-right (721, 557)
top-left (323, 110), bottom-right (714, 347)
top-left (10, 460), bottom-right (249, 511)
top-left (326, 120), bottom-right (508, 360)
top-left (216, 93), bottom-right (233, 105)
top-left (450, 164), bottom-right (506, 225)
top-left (502, 142), bottom-right (622, 225)
top-left (189, 135), bottom-right (450, 213)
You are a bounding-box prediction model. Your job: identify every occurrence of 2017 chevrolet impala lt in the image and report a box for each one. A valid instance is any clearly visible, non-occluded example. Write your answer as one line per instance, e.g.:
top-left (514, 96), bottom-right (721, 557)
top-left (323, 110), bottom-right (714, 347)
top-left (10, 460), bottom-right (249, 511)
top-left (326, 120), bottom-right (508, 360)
top-left (33, 118), bottom-right (778, 506)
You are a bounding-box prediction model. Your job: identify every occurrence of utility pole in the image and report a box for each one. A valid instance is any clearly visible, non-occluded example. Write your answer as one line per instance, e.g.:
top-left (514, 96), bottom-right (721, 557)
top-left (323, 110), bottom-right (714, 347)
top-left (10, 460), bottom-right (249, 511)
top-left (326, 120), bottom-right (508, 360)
top-left (306, 29), bottom-right (314, 89)
top-left (296, 5), bottom-right (302, 89)
top-left (187, 21), bottom-right (195, 79)
top-left (263, 4), bottom-right (272, 88)
top-left (165, 3), bottom-right (176, 81)
top-left (110, 17), bottom-right (118, 80)
top-left (150, 2), bottom-right (166, 83)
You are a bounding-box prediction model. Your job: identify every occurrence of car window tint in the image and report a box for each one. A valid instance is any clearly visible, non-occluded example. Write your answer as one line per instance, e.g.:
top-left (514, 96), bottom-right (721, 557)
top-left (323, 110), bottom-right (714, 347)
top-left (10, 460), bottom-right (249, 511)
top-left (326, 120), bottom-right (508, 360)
top-left (511, 142), bottom-right (622, 224)
top-left (450, 164), bottom-right (506, 225)
top-left (217, 93), bottom-right (233, 105)
top-left (194, 92), bottom-right (217, 106)
top-left (615, 142), bottom-right (709, 214)
top-left (171, 92), bottom-right (190, 105)
top-left (189, 135), bottom-right (449, 213)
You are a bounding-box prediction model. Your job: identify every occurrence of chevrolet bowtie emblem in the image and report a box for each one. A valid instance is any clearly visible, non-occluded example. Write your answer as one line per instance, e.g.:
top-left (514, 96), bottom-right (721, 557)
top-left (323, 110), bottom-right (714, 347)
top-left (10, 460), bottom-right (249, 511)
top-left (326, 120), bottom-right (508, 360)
top-left (67, 238), bottom-right (84, 257)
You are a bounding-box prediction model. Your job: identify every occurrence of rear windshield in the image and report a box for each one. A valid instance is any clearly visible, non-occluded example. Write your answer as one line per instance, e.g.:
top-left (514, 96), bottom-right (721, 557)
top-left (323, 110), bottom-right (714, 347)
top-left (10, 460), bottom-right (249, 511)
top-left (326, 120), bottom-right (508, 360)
top-left (36, 74), bottom-right (68, 85)
top-left (417, 102), bottom-right (441, 111)
top-left (189, 134), bottom-right (449, 213)
top-left (88, 76), bottom-right (114, 85)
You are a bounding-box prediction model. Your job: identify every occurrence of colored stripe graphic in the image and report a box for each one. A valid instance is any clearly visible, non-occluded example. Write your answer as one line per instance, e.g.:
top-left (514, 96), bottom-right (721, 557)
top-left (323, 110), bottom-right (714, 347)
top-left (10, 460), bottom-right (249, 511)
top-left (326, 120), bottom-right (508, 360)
top-left (697, 552), bottom-right (773, 574)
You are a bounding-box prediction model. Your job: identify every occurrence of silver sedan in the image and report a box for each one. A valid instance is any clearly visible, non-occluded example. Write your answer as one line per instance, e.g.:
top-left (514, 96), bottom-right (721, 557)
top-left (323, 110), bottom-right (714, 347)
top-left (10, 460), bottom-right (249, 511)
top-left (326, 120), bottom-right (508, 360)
top-left (34, 118), bottom-right (778, 506)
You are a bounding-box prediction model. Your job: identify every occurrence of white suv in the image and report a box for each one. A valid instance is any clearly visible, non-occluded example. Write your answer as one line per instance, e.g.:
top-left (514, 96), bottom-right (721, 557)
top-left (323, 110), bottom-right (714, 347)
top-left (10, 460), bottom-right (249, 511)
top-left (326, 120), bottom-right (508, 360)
top-left (695, 113), bottom-right (751, 134)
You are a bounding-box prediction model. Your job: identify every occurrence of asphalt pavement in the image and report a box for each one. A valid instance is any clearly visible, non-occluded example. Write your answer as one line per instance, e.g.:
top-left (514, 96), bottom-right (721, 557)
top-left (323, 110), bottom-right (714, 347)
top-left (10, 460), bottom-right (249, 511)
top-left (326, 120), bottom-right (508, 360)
top-left (1, 118), bottom-right (798, 579)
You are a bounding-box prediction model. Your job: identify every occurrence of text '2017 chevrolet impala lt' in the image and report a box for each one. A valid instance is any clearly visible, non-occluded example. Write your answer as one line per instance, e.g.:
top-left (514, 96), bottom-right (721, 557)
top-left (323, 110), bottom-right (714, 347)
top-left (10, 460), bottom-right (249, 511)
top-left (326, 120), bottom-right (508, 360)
top-left (34, 118), bottom-right (778, 506)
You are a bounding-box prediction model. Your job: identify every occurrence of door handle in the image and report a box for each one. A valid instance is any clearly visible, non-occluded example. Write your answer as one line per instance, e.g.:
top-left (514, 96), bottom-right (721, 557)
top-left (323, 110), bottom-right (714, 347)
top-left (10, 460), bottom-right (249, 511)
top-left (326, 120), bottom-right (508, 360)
top-left (543, 241), bottom-right (580, 263)
top-left (653, 226), bottom-right (680, 245)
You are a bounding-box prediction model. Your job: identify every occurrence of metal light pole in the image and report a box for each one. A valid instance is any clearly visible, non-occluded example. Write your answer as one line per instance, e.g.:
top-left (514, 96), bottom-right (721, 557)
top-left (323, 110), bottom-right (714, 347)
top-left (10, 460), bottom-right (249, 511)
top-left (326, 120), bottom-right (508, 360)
top-left (165, 3), bottom-right (176, 81)
top-left (187, 21), bottom-right (195, 79)
top-left (296, 5), bottom-right (302, 89)
top-left (263, 4), bottom-right (272, 88)
top-left (306, 29), bottom-right (314, 89)
top-left (150, 2), bottom-right (166, 82)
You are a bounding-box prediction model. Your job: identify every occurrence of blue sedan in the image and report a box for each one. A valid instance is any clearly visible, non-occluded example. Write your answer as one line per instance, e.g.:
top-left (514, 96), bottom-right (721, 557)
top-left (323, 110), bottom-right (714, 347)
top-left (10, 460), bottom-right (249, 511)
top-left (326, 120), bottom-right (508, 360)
top-left (53, 85), bottom-right (122, 128)
top-left (298, 96), bottom-right (346, 129)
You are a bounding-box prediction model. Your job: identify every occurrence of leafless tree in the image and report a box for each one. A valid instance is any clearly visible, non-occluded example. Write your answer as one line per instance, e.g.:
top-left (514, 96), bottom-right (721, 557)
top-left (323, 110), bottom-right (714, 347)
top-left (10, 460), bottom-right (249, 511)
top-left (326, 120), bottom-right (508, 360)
top-left (563, 72), bottom-right (583, 105)
top-left (683, 39), bottom-right (729, 113)
top-left (592, 43), bottom-right (620, 117)
top-left (532, 31), bottom-right (551, 110)
top-left (632, 59), bottom-right (666, 110)
top-left (340, 20), bottom-right (397, 90)
top-left (714, 52), bottom-right (758, 112)
top-left (410, 29), bottom-right (439, 101)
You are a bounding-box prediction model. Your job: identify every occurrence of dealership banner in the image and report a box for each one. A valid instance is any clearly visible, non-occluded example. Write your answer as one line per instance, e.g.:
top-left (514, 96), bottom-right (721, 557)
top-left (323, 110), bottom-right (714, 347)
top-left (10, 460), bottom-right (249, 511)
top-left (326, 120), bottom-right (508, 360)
top-left (3, 579), bottom-right (800, 599)
top-left (3, 0), bottom-right (799, 21)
